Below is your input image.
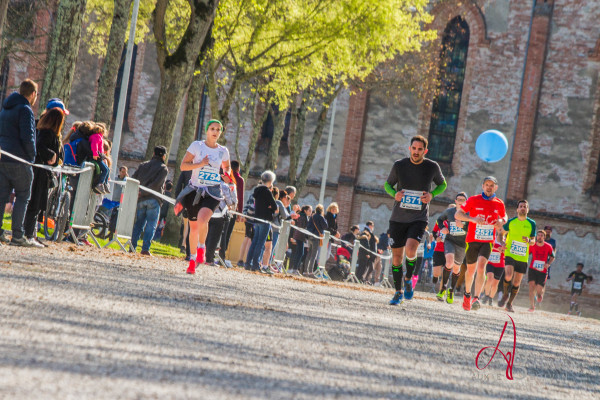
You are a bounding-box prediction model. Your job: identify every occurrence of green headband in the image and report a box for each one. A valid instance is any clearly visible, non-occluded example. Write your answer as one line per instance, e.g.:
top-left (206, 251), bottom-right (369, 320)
top-left (205, 119), bottom-right (223, 133)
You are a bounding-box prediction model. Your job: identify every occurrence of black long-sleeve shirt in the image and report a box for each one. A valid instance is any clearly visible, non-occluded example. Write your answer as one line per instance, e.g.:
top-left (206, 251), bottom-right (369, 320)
top-left (253, 185), bottom-right (277, 221)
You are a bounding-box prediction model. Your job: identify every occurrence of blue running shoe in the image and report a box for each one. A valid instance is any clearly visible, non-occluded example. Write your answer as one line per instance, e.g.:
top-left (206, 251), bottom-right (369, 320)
top-left (404, 279), bottom-right (414, 300)
top-left (389, 291), bottom-right (403, 305)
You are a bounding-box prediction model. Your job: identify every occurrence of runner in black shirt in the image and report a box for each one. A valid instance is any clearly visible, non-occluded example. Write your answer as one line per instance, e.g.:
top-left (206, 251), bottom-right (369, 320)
top-left (384, 135), bottom-right (447, 305)
top-left (566, 263), bottom-right (593, 316)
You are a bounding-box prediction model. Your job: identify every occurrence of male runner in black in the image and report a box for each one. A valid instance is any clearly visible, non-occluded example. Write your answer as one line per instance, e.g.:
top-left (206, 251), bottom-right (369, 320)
top-left (384, 135), bottom-right (447, 305)
top-left (567, 263), bottom-right (593, 316)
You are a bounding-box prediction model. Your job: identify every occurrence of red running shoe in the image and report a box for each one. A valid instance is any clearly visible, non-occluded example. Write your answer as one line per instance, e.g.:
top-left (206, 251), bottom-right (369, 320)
top-left (196, 246), bottom-right (206, 265)
top-left (186, 259), bottom-right (196, 274)
top-left (462, 295), bottom-right (471, 311)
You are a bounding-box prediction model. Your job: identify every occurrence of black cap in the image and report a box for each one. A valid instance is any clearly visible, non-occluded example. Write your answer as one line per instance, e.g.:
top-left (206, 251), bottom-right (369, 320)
top-left (154, 146), bottom-right (167, 157)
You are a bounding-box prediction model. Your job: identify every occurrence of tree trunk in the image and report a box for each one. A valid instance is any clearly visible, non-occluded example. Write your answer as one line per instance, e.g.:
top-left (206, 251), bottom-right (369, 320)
top-left (94, 0), bottom-right (134, 129)
top-left (160, 72), bottom-right (203, 246)
top-left (265, 105), bottom-right (286, 171)
top-left (40, 0), bottom-right (88, 110)
top-left (295, 90), bottom-right (339, 195)
top-left (144, 0), bottom-right (219, 159)
top-left (287, 91), bottom-right (309, 185)
top-left (242, 98), bottom-right (269, 179)
top-left (0, 0), bottom-right (8, 40)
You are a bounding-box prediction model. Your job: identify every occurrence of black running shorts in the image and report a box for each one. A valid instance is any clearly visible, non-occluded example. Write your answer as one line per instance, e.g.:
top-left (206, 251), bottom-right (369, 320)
top-left (486, 264), bottom-right (504, 280)
top-left (433, 250), bottom-right (446, 266)
top-left (181, 191), bottom-right (220, 221)
top-left (388, 220), bottom-right (428, 249)
top-left (528, 268), bottom-right (547, 287)
top-left (505, 256), bottom-right (528, 274)
top-left (465, 241), bottom-right (492, 264)
top-left (571, 288), bottom-right (582, 296)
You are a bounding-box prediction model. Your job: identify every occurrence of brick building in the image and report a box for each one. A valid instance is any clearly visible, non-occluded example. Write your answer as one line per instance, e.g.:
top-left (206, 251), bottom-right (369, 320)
top-left (2, 0), bottom-right (599, 294)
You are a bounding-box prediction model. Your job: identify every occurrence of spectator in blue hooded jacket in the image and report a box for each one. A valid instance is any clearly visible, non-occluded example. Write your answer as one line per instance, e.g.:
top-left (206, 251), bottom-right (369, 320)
top-left (0, 79), bottom-right (38, 247)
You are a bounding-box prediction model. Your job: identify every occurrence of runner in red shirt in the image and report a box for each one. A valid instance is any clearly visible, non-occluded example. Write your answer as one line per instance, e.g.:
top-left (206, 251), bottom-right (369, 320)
top-left (455, 176), bottom-right (507, 311)
top-left (527, 230), bottom-right (555, 312)
top-left (481, 232), bottom-right (506, 306)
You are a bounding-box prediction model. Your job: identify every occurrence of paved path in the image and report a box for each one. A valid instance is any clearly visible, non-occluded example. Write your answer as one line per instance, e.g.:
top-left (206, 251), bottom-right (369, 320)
top-left (1, 244), bottom-right (599, 399)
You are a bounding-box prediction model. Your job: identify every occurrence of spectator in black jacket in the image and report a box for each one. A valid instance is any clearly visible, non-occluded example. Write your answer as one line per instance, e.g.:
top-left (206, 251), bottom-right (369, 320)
top-left (289, 205), bottom-right (312, 275)
top-left (356, 221), bottom-right (377, 282)
top-left (23, 108), bottom-right (65, 247)
top-left (325, 202), bottom-right (340, 239)
top-left (245, 170), bottom-right (278, 271)
top-left (304, 204), bottom-right (328, 277)
top-left (0, 79), bottom-right (38, 246)
top-left (341, 225), bottom-right (360, 255)
top-left (130, 146), bottom-right (169, 256)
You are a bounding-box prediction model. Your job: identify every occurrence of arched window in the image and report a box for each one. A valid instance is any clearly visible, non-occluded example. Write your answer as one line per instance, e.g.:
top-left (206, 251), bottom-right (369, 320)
top-left (428, 16), bottom-right (470, 163)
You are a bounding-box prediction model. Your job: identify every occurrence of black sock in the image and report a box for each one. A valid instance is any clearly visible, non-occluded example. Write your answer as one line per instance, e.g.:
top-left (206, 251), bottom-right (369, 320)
top-left (450, 273), bottom-right (459, 291)
top-left (405, 256), bottom-right (417, 279)
top-left (392, 265), bottom-right (403, 292)
top-left (465, 292), bottom-right (471, 298)
top-left (508, 285), bottom-right (520, 305)
top-left (503, 278), bottom-right (511, 297)
top-left (432, 276), bottom-right (439, 284)
top-left (442, 267), bottom-right (451, 290)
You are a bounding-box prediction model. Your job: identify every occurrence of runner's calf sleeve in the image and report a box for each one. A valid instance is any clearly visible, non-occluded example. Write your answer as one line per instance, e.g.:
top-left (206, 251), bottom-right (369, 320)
top-left (392, 265), bottom-right (403, 292)
top-left (508, 285), bottom-right (520, 305)
top-left (442, 267), bottom-right (451, 289)
top-left (503, 278), bottom-right (511, 296)
top-left (405, 256), bottom-right (418, 279)
top-left (575, 303), bottom-right (579, 312)
top-left (451, 272), bottom-right (459, 290)
top-left (569, 302), bottom-right (575, 311)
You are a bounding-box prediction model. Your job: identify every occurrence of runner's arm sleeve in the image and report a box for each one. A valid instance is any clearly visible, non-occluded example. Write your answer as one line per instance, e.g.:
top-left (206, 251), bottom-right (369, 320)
top-left (384, 181), bottom-right (396, 198)
top-left (430, 180), bottom-right (447, 198)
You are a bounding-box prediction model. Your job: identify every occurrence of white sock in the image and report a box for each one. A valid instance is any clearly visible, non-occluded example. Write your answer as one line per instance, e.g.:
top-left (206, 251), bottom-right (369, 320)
top-left (197, 243), bottom-right (205, 249)
top-left (190, 255), bottom-right (196, 261)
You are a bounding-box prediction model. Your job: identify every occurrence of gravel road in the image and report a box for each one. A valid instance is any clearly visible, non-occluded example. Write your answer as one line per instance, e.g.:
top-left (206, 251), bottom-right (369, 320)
top-left (1, 243), bottom-right (599, 399)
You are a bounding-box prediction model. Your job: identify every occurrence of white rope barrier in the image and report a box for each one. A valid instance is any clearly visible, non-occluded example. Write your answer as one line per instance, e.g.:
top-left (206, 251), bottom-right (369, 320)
top-left (0, 149), bottom-right (92, 174)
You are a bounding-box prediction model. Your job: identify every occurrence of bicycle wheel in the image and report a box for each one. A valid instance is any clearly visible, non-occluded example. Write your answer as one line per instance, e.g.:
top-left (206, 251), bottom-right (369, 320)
top-left (54, 191), bottom-right (71, 243)
top-left (91, 212), bottom-right (109, 239)
top-left (44, 187), bottom-right (60, 241)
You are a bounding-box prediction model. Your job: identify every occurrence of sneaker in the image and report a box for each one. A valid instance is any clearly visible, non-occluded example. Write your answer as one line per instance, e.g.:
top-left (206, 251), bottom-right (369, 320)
top-left (94, 184), bottom-right (106, 194)
top-left (528, 307), bottom-right (535, 312)
top-left (237, 260), bottom-right (245, 268)
top-left (10, 236), bottom-right (35, 247)
top-left (80, 238), bottom-right (92, 246)
top-left (446, 290), bottom-right (454, 304)
top-left (224, 260), bottom-right (233, 269)
top-left (436, 289), bottom-right (445, 301)
top-left (488, 296), bottom-right (493, 306)
top-left (577, 311), bottom-right (582, 317)
top-left (140, 250), bottom-right (152, 256)
top-left (462, 295), bottom-right (471, 311)
top-left (261, 265), bottom-right (274, 275)
top-left (186, 259), bottom-right (196, 274)
top-left (389, 291), bottom-right (403, 305)
top-left (196, 246), bottom-right (206, 265)
top-left (0, 231), bottom-right (9, 243)
top-left (537, 293), bottom-right (543, 303)
top-left (103, 183), bottom-right (111, 194)
top-left (33, 237), bottom-right (48, 248)
top-left (479, 295), bottom-right (488, 304)
top-left (505, 303), bottom-right (515, 313)
top-left (404, 279), bottom-right (414, 300)
top-left (471, 297), bottom-right (481, 311)
top-left (26, 237), bottom-right (45, 248)
top-left (498, 294), bottom-right (509, 308)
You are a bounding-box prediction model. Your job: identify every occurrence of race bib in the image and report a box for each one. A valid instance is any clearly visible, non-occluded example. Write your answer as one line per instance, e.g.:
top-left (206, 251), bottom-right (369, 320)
top-left (573, 281), bottom-right (582, 290)
top-left (489, 252), bottom-right (501, 264)
top-left (449, 222), bottom-right (466, 236)
top-left (510, 240), bottom-right (528, 257)
top-left (438, 232), bottom-right (446, 241)
top-left (196, 166), bottom-right (220, 186)
top-left (474, 224), bottom-right (494, 241)
top-left (400, 190), bottom-right (423, 210)
top-left (532, 260), bottom-right (545, 271)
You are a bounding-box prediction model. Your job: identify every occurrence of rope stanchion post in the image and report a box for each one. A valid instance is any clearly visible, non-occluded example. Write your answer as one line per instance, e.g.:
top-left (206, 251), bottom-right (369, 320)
top-left (380, 250), bottom-right (393, 288)
top-left (68, 162), bottom-right (100, 246)
top-left (345, 239), bottom-right (361, 283)
top-left (104, 177), bottom-right (139, 252)
top-left (273, 220), bottom-right (290, 264)
top-left (314, 231), bottom-right (331, 280)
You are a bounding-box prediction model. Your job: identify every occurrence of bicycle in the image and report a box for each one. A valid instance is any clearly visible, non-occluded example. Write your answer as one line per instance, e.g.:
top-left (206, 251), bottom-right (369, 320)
top-left (43, 168), bottom-right (75, 242)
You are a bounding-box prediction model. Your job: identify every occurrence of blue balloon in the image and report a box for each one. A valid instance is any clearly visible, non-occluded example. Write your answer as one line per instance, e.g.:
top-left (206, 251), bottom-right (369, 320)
top-left (475, 130), bottom-right (508, 163)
